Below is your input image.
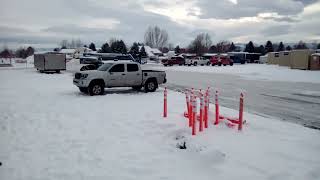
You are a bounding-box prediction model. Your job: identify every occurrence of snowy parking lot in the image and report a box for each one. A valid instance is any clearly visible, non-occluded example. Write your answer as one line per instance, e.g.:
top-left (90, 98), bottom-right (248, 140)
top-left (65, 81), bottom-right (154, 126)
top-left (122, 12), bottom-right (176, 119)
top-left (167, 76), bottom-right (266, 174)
top-left (1, 67), bottom-right (320, 180)
top-left (147, 63), bottom-right (320, 84)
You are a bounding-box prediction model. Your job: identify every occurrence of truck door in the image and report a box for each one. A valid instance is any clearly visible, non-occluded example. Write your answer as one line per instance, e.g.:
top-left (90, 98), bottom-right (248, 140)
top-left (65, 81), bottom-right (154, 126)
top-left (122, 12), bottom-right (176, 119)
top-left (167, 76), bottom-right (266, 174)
top-left (126, 64), bottom-right (141, 86)
top-left (107, 64), bottom-right (126, 87)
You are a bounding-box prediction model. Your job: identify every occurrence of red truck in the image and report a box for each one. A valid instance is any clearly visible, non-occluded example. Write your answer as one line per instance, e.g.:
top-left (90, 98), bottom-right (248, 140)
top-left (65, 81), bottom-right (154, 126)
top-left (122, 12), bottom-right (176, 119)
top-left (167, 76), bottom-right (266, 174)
top-left (210, 55), bottom-right (233, 66)
top-left (161, 56), bottom-right (185, 66)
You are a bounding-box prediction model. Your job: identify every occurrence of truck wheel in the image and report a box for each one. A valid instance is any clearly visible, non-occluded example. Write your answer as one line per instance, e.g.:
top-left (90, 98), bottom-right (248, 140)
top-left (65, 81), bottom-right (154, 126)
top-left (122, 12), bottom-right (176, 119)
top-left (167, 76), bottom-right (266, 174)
top-left (164, 64), bottom-right (167, 67)
top-left (207, 62), bottom-right (210, 66)
top-left (56, 70), bottom-right (60, 73)
top-left (89, 83), bottom-right (104, 96)
top-left (211, 63), bottom-right (215, 66)
top-left (144, 80), bottom-right (157, 92)
top-left (79, 87), bottom-right (88, 93)
top-left (230, 62), bottom-right (234, 66)
top-left (194, 62), bottom-right (197, 66)
top-left (223, 64), bottom-right (227, 66)
top-left (218, 62), bottom-right (222, 66)
top-left (132, 86), bottom-right (142, 91)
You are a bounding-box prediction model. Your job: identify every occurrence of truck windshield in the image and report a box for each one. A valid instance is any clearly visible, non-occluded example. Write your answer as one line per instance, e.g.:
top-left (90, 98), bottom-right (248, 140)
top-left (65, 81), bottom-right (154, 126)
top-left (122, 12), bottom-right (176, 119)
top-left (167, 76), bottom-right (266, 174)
top-left (97, 63), bottom-right (113, 71)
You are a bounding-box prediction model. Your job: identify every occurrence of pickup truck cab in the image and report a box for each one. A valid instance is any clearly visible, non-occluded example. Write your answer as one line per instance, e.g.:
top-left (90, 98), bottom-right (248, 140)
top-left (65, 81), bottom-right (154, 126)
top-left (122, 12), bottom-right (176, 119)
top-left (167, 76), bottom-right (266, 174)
top-left (185, 56), bottom-right (210, 66)
top-left (73, 61), bottom-right (166, 95)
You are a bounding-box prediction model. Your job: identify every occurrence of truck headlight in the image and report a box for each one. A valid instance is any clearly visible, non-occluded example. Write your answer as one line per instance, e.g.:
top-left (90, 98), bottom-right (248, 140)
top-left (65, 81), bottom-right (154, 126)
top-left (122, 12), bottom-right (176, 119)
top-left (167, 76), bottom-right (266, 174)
top-left (81, 74), bottom-right (88, 79)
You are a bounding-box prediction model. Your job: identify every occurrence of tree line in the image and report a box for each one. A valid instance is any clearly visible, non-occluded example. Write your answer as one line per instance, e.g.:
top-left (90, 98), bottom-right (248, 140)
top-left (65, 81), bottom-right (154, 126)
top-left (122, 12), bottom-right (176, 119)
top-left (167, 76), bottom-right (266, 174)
top-left (0, 46), bottom-right (35, 59)
top-left (57, 25), bottom-right (320, 57)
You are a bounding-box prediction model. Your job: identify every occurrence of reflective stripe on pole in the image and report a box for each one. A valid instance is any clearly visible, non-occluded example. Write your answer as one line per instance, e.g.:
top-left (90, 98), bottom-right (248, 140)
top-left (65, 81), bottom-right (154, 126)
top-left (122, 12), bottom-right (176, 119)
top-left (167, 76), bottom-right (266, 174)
top-left (163, 87), bottom-right (167, 118)
top-left (214, 90), bottom-right (219, 125)
top-left (238, 93), bottom-right (244, 131)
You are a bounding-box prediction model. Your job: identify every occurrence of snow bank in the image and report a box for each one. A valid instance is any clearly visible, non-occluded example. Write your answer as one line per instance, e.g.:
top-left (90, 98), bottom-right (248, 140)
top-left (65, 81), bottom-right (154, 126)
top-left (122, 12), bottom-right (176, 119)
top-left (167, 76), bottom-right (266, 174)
top-left (148, 64), bottom-right (320, 84)
top-left (0, 68), bottom-right (320, 180)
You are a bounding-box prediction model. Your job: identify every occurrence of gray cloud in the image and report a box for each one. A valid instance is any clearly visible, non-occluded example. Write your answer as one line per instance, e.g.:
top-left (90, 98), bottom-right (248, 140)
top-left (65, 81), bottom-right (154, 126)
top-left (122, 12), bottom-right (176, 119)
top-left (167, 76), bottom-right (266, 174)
top-left (0, 0), bottom-right (319, 48)
top-left (261, 25), bottom-right (292, 36)
top-left (196, 0), bottom-right (305, 19)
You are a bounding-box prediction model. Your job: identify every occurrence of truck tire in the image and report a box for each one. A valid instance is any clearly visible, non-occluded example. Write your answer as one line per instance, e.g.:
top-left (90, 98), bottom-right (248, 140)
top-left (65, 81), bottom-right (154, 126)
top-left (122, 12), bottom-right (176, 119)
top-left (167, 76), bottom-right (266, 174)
top-left (79, 87), bottom-right (88, 93)
top-left (56, 70), bottom-right (60, 73)
top-left (194, 62), bottom-right (197, 66)
top-left (132, 86), bottom-right (142, 91)
top-left (88, 82), bottom-right (104, 96)
top-left (207, 62), bottom-right (210, 66)
top-left (218, 62), bottom-right (222, 66)
top-left (144, 80), bottom-right (157, 92)
top-left (230, 62), bottom-right (234, 66)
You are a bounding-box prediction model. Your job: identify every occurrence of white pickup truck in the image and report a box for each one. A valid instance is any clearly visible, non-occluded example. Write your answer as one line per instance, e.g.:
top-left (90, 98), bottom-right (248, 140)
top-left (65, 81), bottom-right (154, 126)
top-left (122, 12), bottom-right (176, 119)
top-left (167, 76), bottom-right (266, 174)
top-left (185, 56), bottom-right (210, 66)
top-left (73, 61), bottom-right (167, 95)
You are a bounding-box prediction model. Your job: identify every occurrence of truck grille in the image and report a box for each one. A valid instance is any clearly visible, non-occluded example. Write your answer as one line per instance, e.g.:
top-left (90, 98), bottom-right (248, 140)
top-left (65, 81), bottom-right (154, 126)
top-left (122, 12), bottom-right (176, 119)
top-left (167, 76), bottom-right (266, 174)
top-left (75, 73), bottom-right (81, 79)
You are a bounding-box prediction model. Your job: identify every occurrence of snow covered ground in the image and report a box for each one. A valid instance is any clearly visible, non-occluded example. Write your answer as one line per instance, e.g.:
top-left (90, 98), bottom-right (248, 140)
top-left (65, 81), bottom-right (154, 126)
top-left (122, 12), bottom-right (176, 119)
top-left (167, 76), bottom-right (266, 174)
top-left (1, 68), bottom-right (320, 180)
top-left (147, 64), bottom-right (320, 84)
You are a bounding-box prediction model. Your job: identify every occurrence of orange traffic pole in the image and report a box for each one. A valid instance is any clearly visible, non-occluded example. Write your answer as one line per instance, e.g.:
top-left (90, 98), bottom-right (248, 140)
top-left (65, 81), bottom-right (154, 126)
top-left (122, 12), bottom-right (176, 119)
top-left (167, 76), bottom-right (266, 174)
top-left (204, 92), bottom-right (208, 128)
top-left (163, 87), bottom-right (167, 118)
top-left (192, 95), bottom-right (197, 136)
top-left (199, 92), bottom-right (204, 132)
top-left (189, 88), bottom-right (194, 127)
top-left (238, 93), bottom-right (244, 131)
top-left (214, 90), bottom-right (219, 125)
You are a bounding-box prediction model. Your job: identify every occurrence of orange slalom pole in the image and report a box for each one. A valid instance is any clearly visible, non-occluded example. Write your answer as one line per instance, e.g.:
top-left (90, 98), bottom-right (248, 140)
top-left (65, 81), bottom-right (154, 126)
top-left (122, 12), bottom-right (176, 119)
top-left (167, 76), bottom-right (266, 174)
top-left (189, 88), bottom-right (194, 127)
top-left (214, 90), bottom-right (219, 125)
top-left (185, 91), bottom-right (190, 116)
top-left (199, 93), bottom-right (204, 132)
top-left (204, 92), bottom-right (208, 128)
top-left (238, 93), bottom-right (244, 131)
top-left (192, 95), bottom-right (197, 136)
top-left (163, 87), bottom-right (167, 118)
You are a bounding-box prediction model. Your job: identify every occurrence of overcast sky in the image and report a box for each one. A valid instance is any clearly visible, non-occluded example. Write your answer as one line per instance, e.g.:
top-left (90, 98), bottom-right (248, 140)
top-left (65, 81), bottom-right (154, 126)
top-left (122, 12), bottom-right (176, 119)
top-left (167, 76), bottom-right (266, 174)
top-left (0, 0), bottom-right (319, 49)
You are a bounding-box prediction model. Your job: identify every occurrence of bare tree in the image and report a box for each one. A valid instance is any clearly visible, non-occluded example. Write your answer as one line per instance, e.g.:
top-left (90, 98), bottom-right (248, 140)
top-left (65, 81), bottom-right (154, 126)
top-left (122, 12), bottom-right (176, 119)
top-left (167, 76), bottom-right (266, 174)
top-left (144, 26), bottom-right (169, 49)
top-left (216, 41), bottom-right (231, 53)
top-left (60, 40), bottom-right (68, 49)
top-left (75, 38), bottom-right (83, 48)
top-left (188, 33), bottom-right (212, 55)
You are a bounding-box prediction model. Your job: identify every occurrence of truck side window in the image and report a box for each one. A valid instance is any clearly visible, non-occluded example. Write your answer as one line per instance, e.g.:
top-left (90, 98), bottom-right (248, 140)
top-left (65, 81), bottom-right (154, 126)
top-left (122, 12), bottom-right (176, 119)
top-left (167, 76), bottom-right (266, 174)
top-left (109, 64), bottom-right (124, 72)
top-left (127, 64), bottom-right (139, 72)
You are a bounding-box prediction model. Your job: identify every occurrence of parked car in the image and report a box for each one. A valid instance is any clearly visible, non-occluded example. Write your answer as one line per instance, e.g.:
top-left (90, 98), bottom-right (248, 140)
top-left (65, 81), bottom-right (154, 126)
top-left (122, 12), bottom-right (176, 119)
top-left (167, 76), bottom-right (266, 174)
top-left (185, 56), bottom-right (210, 66)
top-left (161, 56), bottom-right (185, 66)
top-left (80, 56), bottom-right (101, 64)
top-left (210, 55), bottom-right (233, 66)
top-left (73, 61), bottom-right (167, 95)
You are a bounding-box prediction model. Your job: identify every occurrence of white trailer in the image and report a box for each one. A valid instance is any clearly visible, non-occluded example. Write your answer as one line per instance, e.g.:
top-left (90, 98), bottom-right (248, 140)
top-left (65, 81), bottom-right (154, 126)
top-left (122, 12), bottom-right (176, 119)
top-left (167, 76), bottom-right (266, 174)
top-left (34, 53), bottom-right (66, 73)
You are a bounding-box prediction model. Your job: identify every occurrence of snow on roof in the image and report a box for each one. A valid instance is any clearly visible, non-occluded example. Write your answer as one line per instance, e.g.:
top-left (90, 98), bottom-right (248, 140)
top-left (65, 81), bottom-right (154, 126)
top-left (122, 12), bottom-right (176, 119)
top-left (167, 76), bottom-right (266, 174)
top-left (311, 53), bottom-right (320, 56)
top-left (139, 46), bottom-right (162, 57)
top-left (59, 49), bottom-right (76, 54)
